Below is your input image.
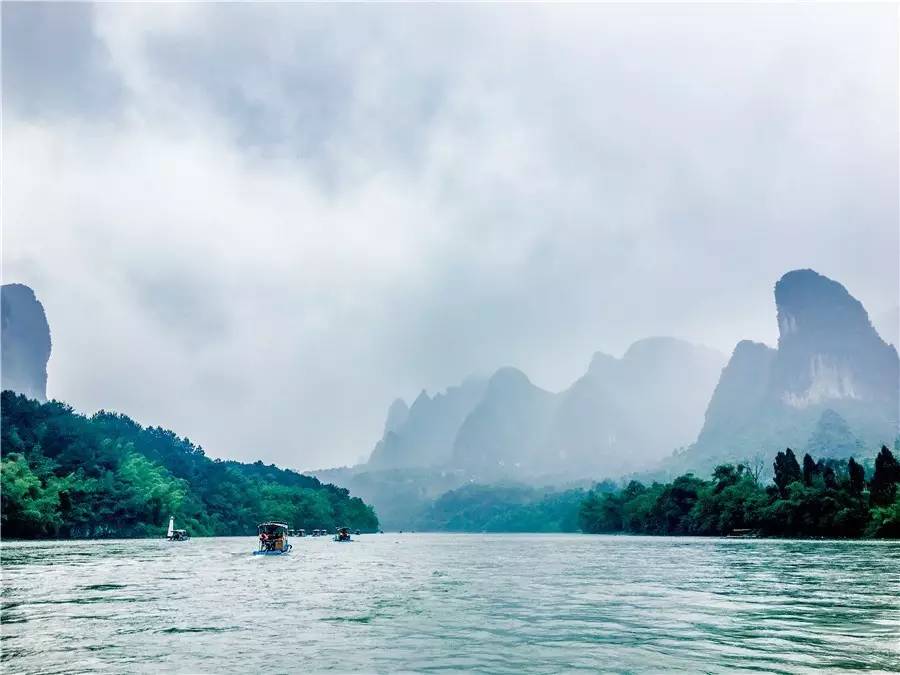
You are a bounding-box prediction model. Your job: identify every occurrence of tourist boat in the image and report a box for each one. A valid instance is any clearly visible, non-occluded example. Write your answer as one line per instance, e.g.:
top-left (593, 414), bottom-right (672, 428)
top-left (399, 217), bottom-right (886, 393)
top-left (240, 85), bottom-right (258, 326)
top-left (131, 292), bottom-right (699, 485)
top-left (166, 516), bottom-right (190, 541)
top-left (725, 528), bottom-right (759, 539)
top-left (254, 522), bottom-right (293, 555)
top-left (334, 527), bottom-right (352, 542)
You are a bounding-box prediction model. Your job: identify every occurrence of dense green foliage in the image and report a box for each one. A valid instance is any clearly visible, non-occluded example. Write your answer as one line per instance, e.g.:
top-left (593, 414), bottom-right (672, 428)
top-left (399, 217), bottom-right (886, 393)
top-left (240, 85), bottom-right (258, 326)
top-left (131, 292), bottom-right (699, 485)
top-left (1, 391), bottom-right (378, 538)
top-left (416, 482), bottom-right (615, 532)
top-left (580, 447), bottom-right (900, 538)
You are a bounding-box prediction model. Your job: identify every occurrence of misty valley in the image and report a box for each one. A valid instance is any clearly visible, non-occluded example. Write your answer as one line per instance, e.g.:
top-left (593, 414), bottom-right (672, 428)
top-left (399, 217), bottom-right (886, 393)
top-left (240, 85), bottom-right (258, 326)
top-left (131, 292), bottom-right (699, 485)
top-left (2, 269), bottom-right (898, 541)
top-left (4, 4), bottom-right (899, 672)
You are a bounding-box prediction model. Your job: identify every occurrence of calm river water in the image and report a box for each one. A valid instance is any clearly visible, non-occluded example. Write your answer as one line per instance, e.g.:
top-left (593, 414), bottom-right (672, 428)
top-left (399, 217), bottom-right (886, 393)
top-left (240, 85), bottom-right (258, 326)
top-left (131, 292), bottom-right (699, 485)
top-left (2, 534), bottom-right (899, 673)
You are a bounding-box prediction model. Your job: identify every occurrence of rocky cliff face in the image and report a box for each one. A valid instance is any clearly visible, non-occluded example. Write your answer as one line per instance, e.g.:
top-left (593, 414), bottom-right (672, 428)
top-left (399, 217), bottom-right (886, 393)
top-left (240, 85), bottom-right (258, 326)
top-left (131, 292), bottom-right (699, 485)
top-left (694, 340), bottom-right (776, 449)
top-left (773, 269), bottom-right (897, 408)
top-left (367, 376), bottom-right (487, 469)
top-left (674, 270), bottom-right (898, 472)
top-left (1, 284), bottom-right (51, 401)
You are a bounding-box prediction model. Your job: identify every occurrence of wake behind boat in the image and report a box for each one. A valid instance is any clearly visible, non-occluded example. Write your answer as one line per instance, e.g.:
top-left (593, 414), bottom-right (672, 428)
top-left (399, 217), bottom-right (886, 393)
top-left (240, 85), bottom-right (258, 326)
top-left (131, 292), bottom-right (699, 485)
top-left (254, 522), bottom-right (292, 555)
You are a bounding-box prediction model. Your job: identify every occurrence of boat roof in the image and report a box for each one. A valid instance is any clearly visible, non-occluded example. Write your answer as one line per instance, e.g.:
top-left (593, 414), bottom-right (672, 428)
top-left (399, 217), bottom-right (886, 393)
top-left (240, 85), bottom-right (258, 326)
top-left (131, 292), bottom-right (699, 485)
top-left (258, 522), bottom-right (289, 528)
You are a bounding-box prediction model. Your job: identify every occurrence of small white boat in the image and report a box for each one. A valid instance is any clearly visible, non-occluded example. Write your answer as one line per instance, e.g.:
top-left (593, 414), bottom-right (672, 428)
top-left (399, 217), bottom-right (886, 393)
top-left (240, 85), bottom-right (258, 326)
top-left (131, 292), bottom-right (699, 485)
top-left (166, 516), bottom-right (190, 541)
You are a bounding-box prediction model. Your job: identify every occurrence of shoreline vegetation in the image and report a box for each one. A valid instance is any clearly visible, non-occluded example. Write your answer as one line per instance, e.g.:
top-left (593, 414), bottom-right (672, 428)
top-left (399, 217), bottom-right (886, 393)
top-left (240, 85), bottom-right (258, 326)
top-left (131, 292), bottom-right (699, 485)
top-left (1, 391), bottom-right (378, 539)
top-left (2, 391), bottom-right (898, 541)
top-left (579, 448), bottom-right (900, 539)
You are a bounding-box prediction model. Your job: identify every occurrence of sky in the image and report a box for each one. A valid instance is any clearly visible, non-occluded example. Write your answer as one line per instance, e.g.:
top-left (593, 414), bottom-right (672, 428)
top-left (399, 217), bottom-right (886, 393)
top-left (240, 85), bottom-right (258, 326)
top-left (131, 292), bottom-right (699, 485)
top-left (3, 3), bottom-right (897, 471)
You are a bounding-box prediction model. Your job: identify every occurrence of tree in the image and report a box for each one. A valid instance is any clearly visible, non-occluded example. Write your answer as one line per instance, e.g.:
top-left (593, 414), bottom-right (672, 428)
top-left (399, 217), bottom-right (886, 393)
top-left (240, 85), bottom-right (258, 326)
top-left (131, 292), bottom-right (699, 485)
top-left (773, 448), bottom-right (802, 497)
top-left (746, 453), bottom-right (766, 485)
top-left (847, 457), bottom-right (865, 495)
top-left (802, 453), bottom-right (820, 487)
top-left (0, 453), bottom-right (62, 536)
top-left (712, 464), bottom-right (743, 493)
top-left (817, 460), bottom-right (837, 489)
top-left (870, 446), bottom-right (900, 507)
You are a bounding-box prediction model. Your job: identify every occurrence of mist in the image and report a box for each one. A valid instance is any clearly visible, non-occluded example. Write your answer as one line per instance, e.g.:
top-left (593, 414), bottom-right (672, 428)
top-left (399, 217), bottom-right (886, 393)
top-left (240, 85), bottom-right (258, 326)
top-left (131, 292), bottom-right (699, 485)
top-left (3, 3), bottom-right (897, 470)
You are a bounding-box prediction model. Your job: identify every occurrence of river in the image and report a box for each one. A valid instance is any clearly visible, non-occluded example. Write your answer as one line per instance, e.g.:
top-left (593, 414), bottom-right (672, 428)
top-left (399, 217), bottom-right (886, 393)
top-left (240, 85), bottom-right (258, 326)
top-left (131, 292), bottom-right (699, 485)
top-left (2, 534), bottom-right (898, 673)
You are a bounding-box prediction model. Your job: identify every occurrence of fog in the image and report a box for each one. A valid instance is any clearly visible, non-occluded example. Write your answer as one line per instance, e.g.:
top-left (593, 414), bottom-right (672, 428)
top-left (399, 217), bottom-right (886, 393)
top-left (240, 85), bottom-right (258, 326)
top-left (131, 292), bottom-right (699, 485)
top-left (3, 3), bottom-right (897, 469)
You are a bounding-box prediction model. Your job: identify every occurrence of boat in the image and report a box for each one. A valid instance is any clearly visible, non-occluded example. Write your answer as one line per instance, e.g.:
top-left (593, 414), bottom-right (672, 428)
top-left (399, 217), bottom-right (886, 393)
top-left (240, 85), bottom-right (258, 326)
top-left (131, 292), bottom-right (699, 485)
top-left (254, 522), bottom-right (293, 555)
top-left (334, 526), bottom-right (352, 542)
top-left (166, 516), bottom-right (190, 541)
top-left (725, 528), bottom-right (759, 539)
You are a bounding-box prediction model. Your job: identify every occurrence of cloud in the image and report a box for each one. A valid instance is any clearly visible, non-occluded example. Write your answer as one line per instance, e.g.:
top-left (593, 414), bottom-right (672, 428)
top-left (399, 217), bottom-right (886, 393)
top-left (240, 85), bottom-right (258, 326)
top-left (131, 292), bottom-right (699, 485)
top-left (2, 3), bottom-right (897, 469)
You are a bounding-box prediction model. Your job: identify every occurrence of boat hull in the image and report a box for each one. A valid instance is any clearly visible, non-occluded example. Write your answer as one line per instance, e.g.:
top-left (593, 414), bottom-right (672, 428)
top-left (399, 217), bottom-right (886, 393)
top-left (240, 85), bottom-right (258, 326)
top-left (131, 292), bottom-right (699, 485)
top-left (253, 544), bottom-right (292, 555)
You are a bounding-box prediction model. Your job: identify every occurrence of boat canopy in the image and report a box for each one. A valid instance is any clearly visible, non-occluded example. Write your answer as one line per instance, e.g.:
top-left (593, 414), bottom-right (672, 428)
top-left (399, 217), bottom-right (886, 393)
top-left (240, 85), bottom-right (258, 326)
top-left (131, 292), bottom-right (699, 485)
top-left (258, 522), bottom-right (289, 534)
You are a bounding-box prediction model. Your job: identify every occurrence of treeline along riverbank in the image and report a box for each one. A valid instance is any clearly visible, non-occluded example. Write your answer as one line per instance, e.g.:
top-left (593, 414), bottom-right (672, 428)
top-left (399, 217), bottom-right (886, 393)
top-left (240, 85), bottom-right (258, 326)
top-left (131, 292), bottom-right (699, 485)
top-left (1, 392), bottom-right (378, 538)
top-left (370, 446), bottom-right (900, 538)
top-left (579, 447), bottom-right (900, 538)
top-left (3, 390), bottom-right (898, 540)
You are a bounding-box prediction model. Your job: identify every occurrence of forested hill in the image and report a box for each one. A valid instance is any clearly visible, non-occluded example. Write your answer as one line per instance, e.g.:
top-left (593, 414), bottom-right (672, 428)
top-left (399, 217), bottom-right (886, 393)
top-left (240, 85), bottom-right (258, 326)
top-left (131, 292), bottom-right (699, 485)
top-left (1, 391), bottom-right (378, 538)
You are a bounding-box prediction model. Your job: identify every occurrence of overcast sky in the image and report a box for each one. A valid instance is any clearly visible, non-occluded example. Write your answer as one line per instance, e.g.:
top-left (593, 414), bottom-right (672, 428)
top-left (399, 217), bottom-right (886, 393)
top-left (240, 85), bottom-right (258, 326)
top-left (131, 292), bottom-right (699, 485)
top-left (3, 3), bottom-right (897, 470)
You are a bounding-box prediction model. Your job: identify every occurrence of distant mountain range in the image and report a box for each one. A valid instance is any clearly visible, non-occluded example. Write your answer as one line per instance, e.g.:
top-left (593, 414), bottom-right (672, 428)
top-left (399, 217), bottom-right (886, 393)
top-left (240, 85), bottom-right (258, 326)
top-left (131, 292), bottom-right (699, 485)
top-left (365, 336), bottom-right (726, 480)
top-left (316, 269), bottom-right (898, 527)
top-left (6, 270), bottom-right (895, 532)
top-left (1, 284), bottom-right (51, 402)
top-left (316, 336), bottom-right (727, 527)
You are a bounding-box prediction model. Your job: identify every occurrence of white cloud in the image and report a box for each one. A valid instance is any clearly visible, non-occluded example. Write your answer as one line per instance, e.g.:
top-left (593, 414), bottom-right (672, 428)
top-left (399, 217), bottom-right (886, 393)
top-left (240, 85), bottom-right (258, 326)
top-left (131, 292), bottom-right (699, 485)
top-left (3, 3), bottom-right (897, 469)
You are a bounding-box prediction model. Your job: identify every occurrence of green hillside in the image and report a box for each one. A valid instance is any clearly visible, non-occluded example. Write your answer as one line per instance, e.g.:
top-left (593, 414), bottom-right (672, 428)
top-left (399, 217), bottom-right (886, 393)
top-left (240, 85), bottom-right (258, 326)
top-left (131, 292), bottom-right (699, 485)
top-left (1, 391), bottom-right (378, 538)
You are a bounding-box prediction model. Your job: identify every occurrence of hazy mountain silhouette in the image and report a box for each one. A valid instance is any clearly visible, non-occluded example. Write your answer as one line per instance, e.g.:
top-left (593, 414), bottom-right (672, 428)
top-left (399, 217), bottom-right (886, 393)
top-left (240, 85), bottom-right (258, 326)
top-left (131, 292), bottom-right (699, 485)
top-left (367, 376), bottom-right (488, 470)
top-left (671, 269), bottom-right (899, 472)
top-left (450, 367), bottom-right (558, 479)
top-left (1, 284), bottom-right (51, 401)
top-left (364, 337), bottom-right (725, 480)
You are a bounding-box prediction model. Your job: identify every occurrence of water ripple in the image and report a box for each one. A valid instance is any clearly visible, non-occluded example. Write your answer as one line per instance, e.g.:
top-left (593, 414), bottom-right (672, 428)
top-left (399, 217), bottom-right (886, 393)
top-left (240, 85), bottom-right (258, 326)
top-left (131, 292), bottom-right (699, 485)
top-left (1, 535), bottom-right (899, 672)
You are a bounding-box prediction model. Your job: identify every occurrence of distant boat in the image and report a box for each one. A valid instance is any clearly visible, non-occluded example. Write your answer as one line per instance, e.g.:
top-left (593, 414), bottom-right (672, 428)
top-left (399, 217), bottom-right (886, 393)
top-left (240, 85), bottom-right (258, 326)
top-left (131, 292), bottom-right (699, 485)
top-left (725, 528), bottom-right (759, 539)
top-left (254, 522), bottom-right (292, 555)
top-left (166, 516), bottom-right (190, 541)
